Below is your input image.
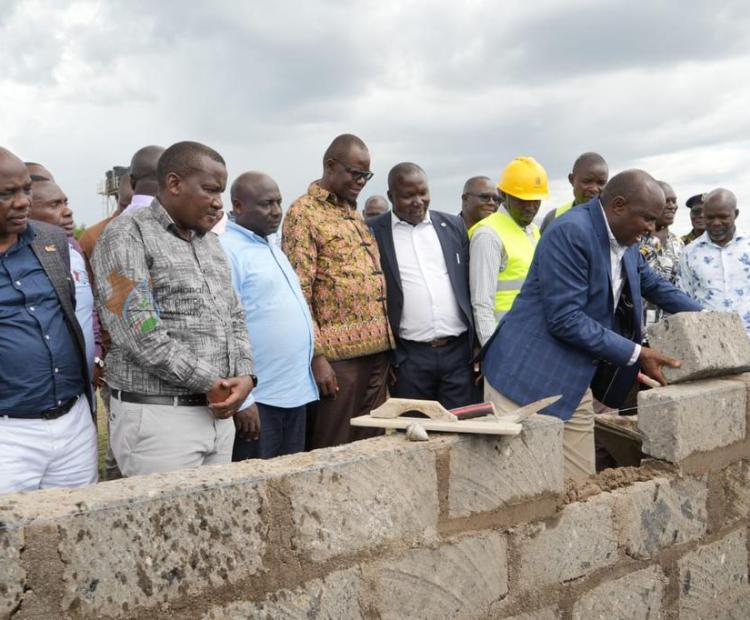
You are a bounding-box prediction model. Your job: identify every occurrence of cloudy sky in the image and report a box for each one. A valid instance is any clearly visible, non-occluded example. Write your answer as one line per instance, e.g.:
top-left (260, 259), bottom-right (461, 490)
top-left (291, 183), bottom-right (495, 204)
top-left (2, 0), bottom-right (750, 233)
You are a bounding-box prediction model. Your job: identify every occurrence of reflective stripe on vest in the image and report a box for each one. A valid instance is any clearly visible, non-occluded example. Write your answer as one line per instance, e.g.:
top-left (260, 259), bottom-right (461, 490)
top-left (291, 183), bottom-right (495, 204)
top-left (554, 201), bottom-right (574, 219)
top-left (469, 211), bottom-right (540, 314)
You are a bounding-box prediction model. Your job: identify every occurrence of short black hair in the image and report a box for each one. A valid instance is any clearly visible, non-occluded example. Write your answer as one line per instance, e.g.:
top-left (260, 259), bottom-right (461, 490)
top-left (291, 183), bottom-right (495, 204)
top-left (462, 175), bottom-right (492, 194)
top-left (322, 134), bottom-right (367, 164)
top-left (571, 152), bottom-right (607, 175)
top-left (387, 162), bottom-right (425, 190)
top-left (156, 141), bottom-right (225, 189)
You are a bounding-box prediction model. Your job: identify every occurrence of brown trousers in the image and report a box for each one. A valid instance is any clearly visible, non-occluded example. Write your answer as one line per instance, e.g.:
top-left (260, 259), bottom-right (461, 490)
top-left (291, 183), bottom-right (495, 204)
top-left (307, 352), bottom-right (389, 450)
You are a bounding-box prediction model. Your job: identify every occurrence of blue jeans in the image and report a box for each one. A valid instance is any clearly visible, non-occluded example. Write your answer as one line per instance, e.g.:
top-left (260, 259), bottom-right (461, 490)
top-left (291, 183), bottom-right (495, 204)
top-left (232, 402), bottom-right (307, 460)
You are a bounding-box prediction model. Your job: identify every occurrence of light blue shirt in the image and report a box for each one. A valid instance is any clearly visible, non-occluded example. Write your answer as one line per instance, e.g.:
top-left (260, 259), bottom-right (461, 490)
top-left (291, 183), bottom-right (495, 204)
top-left (677, 229), bottom-right (750, 334)
top-left (220, 221), bottom-right (318, 409)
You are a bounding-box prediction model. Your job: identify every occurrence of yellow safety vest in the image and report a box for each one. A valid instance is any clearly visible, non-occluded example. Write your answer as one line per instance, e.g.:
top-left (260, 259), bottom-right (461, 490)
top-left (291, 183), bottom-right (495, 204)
top-left (555, 201), bottom-right (573, 219)
top-left (469, 212), bottom-right (540, 319)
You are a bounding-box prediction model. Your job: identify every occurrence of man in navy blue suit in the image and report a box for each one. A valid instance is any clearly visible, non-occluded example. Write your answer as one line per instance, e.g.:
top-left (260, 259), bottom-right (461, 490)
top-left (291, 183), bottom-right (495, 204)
top-left (369, 163), bottom-right (478, 409)
top-left (481, 169), bottom-right (702, 481)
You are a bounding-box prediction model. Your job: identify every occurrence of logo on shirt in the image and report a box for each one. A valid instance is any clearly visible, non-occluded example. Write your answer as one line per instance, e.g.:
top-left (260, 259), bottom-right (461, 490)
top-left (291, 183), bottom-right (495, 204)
top-left (105, 271), bottom-right (160, 335)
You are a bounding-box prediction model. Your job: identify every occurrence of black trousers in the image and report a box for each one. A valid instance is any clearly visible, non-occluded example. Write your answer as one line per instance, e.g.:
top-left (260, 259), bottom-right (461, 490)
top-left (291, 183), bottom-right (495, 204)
top-left (391, 333), bottom-right (480, 409)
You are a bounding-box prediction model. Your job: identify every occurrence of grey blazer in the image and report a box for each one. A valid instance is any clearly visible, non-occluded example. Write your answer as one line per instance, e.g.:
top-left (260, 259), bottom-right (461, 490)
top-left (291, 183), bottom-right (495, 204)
top-left (29, 221), bottom-right (94, 415)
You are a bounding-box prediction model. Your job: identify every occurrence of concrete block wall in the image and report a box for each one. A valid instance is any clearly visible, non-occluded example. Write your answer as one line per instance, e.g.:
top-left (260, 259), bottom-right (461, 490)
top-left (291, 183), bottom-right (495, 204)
top-left (3, 377), bottom-right (750, 619)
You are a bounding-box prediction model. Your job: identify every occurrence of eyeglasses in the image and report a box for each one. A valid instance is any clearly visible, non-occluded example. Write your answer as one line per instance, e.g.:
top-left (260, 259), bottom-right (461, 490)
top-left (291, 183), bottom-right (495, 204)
top-left (464, 192), bottom-right (502, 204)
top-left (332, 158), bottom-right (374, 182)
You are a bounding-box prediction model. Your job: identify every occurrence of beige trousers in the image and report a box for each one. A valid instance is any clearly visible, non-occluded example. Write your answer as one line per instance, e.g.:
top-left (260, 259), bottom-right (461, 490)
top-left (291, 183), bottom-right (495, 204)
top-left (484, 383), bottom-right (595, 482)
top-left (109, 396), bottom-right (234, 477)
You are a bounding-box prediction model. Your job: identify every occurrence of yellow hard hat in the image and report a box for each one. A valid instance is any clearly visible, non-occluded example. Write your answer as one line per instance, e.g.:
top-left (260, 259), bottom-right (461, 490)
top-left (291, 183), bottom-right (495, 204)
top-left (498, 157), bottom-right (550, 201)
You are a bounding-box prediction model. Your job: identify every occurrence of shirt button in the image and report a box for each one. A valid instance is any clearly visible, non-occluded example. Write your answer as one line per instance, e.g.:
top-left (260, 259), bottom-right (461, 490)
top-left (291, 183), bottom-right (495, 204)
top-left (15, 280), bottom-right (21, 286)
top-left (45, 335), bottom-right (50, 340)
top-left (54, 368), bottom-right (59, 373)
top-left (29, 306), bottom-right (35, 312)
top-left (58, 400), bottom-right (62, 405)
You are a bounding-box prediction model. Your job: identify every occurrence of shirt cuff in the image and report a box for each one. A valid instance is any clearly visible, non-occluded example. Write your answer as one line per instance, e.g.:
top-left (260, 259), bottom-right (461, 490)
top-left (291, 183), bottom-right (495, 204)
top-left (240, 391), bottom-right (255, 411)
top-left (628, 343), bottom-right (641, 366)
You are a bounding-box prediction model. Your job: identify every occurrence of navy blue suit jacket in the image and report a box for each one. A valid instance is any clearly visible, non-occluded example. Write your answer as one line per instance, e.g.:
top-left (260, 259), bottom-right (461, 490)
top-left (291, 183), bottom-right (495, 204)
top-left (369, 210), bottom-right (474, 363)
top-left (481, 199), bottom-right (702, 421)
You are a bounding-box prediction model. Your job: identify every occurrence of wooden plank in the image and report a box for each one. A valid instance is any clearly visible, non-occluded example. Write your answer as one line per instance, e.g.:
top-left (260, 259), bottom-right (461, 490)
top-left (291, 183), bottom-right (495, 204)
top-left (350, 414), bottom-right (522, 436)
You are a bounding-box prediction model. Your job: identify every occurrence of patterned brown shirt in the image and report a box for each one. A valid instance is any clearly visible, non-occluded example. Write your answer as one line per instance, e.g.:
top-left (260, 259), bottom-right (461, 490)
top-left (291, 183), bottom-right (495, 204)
top-left (282, 182), bottom-right (394, 361)
top-left (91, 199), bottom-right (253, 395)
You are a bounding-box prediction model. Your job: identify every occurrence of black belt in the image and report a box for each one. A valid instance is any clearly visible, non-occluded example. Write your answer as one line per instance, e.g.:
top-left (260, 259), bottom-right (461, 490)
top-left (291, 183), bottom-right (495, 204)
top-left (401, 334), bottom-right (463, 348)
top-left (111, 389), bottom-right (208, 407)
top-left (2, 395), bottom-right (79, 420)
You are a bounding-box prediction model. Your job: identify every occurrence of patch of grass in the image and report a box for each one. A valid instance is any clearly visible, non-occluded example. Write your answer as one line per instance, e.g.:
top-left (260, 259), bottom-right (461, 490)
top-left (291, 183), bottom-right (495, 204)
top-left (95, 391), bottom-right (108, 479)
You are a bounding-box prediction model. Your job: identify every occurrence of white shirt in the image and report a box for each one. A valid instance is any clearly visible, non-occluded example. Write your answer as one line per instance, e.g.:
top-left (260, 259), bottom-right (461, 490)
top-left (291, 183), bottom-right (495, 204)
top-left (120, 194), bottom-right (155, 217)
top-left (600, 203), bottom-right (640, 365)
top-left (391, 212), bottom-right (466, 342)
top-left (69, 245), bottom-right (95, 373)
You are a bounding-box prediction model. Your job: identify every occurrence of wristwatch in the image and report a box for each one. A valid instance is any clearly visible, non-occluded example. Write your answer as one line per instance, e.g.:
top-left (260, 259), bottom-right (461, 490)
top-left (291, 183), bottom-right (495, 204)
top-left (250, 374), bottom-right (258, 387)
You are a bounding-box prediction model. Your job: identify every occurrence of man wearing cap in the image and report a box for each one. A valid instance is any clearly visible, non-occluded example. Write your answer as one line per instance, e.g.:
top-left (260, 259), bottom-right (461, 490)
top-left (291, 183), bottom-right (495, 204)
top-left (682, 193), bottom-right (706, 246)
top-left (469, 157), bottom-right (548, 346)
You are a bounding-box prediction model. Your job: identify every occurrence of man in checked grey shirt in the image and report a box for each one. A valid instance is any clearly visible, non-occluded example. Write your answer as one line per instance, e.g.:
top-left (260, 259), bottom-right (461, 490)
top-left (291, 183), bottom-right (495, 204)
top-left (92, 141), bottom-right (256, 476)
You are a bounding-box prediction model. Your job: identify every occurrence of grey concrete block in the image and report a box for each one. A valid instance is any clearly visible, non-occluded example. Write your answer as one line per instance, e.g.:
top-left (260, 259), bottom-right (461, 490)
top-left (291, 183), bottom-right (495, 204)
top-left (512, 496), bottom-right (618, 587)
top-left (612, 477), bottom-right (708, 559)
top-left (287, 437), bottom-right (439, 562)
top-left (448, 415), bottom-right (564, 518)
top-left (723, 460), bottom-right (750, 523)
top-left (203, 568), bottom-right (364, 620)
top-left (647, 311), bottom-right (750, 383)
top-left (572, 565), bottom-right (666, 619)
top-left (502, 608), bottom-right (560, 620)
top-left (638, 379), bottom-right (746, 462)
top-left (364, 531), bottom-right (508, 620)
top-left (0, 465), bottom-right (275, 618)
top-left (0, 527), bottom-right (25, 619)
top-left (678, 528), bottom-right (749, 618)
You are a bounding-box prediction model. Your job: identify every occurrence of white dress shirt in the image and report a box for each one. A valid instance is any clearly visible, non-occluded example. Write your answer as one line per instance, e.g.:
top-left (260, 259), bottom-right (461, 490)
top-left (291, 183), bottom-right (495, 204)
top-left (391, 212), bottom-right (466, 342)
top-left (600, 203), bottom-right (641, 365)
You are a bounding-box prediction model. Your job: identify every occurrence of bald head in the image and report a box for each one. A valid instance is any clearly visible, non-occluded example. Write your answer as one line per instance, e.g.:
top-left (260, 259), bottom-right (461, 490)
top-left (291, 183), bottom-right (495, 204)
top-left (569, 152), bottom-right (608, 205)
top-left (231, 171), bottom-right (283, 238)
top-left (703, 188), bottom-right (738, 246)
top-left (320, 134), bottom-right (372, 205)
top-left (364, 195), bottom-right (389, 220)
top-left (704, 188), bottom-right (737, 211)
top-left (387, 162), bottom-right (430, 225)
top-left (601, 169), bottom-right (665, 246)
top-left (572, 152), bottom-right (607, 174)
top-left (461, 176), bottom-right (500, 228)
top-left (387, 162), bottom-right (425, 190)
top-left (0, 148), bottom-right (33, 245)
top-left (322, 134), bottom-right (367, 164)
top-left (130, 145), bottom-right (165, 196)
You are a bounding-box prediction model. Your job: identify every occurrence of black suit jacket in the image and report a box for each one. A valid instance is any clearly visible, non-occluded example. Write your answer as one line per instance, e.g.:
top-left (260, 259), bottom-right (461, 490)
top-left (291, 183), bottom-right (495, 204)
top-left (29, 221), bottom-right (94, 415)
top-left (369, 210), bottom-right (474, 362)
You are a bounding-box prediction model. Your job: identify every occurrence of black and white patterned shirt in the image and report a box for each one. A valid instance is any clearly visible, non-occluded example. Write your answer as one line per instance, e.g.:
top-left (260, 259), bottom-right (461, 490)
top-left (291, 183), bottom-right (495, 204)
top-left (92, 200), bottom-right (253, 395)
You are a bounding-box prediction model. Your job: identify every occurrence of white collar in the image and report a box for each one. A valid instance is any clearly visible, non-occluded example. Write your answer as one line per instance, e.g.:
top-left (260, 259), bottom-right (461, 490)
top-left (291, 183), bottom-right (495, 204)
top-left (391, 210), bottom-right (432, 229)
